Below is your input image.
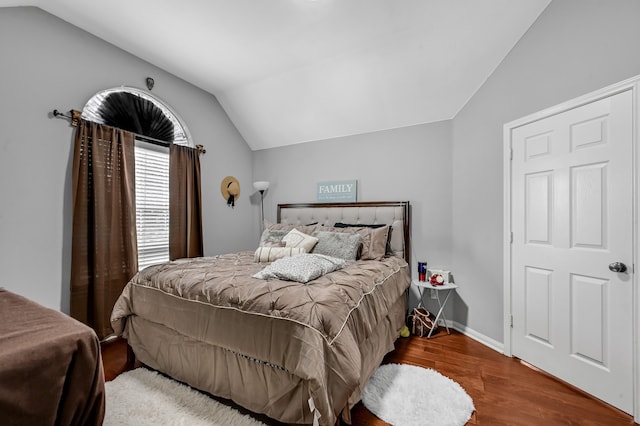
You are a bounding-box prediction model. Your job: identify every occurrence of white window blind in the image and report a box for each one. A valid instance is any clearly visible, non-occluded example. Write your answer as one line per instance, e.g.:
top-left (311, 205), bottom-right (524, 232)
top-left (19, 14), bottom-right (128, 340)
top-left (134, 140), bottom-right (170, 271)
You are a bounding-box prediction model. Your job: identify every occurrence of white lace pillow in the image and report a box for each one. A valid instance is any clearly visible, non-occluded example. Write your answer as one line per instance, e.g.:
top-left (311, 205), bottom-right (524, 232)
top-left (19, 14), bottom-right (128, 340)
top-left (253, 254), bottom-right (346, 283)
top-left (282, 229), bottom-right (319, 252)
top-left (254, 246), bottom-right (306, 263)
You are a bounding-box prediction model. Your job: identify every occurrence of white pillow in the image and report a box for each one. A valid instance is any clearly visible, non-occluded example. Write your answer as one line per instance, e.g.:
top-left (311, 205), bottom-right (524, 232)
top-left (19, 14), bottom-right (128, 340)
top-left (254, 246), bottom-right (306, 263)
top-left (253, 254), bottom-right (346, 283)
top-left (282, 229), bottom-right (319, 252)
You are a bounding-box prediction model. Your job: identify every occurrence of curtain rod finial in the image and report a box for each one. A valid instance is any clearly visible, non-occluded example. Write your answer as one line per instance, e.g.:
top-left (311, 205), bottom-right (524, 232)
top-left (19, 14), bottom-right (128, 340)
top-left (71, 110), bottom-right (81, 127)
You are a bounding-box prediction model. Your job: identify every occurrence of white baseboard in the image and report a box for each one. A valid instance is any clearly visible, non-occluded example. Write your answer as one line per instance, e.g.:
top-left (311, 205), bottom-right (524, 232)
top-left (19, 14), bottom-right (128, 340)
top-left (447, 320), bottom-right (505, 354)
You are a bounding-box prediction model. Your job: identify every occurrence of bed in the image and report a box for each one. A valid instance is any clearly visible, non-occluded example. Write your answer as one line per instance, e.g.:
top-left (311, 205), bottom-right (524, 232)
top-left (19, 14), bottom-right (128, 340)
top-left (111, 201), bottom-right (411, 425)
top-left (0, 289), bottom-right (105, 426)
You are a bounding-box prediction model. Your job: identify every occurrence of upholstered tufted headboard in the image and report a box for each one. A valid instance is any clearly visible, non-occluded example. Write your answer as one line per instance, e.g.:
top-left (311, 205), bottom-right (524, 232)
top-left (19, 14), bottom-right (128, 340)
top-left (277, 201), bottom-right (411, 265)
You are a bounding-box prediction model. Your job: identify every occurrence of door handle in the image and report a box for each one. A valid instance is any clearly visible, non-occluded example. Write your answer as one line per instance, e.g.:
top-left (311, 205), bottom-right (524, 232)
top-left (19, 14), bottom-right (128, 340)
top-left (608, 262), bottom-right (627, 273)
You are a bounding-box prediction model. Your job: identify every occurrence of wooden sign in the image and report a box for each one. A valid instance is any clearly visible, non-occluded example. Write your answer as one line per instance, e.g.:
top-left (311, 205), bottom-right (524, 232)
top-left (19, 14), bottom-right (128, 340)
top-left (317, 180), bottom-right (357, 203)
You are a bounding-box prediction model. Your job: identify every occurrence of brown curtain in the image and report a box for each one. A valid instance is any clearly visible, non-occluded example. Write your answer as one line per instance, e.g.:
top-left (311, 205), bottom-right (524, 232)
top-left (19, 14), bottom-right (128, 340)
top-left (70, 119), bottom-right (137, 339)
top-left (169, 144), bottom-right (204, 259)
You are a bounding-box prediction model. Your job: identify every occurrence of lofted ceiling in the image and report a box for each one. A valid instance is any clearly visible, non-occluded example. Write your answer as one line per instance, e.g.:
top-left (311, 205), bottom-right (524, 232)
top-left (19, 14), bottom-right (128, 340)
top-left (1, 0), bottom-right (550, 150)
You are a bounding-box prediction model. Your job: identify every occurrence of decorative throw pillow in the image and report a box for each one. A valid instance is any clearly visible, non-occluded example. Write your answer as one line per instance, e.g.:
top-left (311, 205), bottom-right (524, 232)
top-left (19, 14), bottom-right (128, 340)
top-left (262, 221), bottom-right (318, 236)
top-left (282, 229), bottom-right (319, 252)
top-left (253, 254), bottom-right (346, 283)
top-left (262, 239), bottom-right (286, 247)
top-left (360, 226), bottom-right (390, 260)
top-left (259, 228), bottom-right (289, 246)
top-left (254, 246), bottom-right (306, 263)
top-left (320, 224), bottom-right (390, 260)
top-left (311, 231), bottom-right (362, 261)
top-left (333, 222), bottom-right (387, 229)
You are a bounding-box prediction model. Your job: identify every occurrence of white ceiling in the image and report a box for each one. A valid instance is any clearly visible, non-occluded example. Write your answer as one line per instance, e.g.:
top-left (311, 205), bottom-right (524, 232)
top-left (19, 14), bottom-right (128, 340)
top-left (1, 0), bottom-right (550, 150)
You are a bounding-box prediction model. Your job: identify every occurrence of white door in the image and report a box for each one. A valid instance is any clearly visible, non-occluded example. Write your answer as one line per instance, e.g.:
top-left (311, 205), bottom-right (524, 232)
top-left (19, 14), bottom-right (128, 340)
top-left (510, 90), bottom-right (634, 414)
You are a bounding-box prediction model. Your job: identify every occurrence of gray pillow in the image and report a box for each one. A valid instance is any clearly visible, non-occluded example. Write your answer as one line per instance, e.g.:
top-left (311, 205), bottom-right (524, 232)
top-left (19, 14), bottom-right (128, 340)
top-left (259, 229), bottom-right (288, 246)
top-left (311, 231), bottom-right (362, 261)
top-left (253, 254), bottom-right (346, 283)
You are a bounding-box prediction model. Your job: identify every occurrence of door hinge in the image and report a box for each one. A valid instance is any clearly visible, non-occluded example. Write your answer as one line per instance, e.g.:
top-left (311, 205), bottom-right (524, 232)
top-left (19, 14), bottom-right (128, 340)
top-left (510, 148), bottom-right (513, 160)
top-left (510, 232), bottom-right (513, 244)
top-left (510, 315), bottom-right (513, 328)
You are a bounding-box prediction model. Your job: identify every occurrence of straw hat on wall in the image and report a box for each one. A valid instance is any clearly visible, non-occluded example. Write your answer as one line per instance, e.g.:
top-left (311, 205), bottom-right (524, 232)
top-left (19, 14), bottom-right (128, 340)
top-left (220, 176), bottom-right (240, 207)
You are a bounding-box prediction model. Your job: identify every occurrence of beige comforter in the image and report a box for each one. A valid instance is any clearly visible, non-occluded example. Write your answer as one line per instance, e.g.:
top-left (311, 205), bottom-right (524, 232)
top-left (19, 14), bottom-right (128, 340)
top-left (111, 251), bottom-right (410, 425)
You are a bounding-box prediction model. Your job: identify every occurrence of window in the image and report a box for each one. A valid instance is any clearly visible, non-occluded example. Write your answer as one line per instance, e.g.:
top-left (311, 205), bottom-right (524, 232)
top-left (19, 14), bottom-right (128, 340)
top-left (82, 87), bottom-right (191, 270)
top-left (134, 142), bottom-right (170, 270)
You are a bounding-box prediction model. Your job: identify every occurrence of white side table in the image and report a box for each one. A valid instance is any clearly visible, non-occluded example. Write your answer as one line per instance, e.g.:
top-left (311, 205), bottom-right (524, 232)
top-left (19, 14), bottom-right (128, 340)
top-left (413, 280), bottom-right (458, 338)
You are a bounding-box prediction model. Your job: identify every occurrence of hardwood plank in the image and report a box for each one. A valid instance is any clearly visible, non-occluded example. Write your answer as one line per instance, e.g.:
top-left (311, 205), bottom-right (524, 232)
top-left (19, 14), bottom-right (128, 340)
top-left (101, 337), bottom-right (133, 382)
top-left (100, 330), bottom-right (635, 425)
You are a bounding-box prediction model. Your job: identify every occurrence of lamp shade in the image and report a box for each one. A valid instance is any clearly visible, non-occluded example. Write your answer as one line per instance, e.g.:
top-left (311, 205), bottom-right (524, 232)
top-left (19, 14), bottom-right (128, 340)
top-left (253, 181), bottom-right (270, 192)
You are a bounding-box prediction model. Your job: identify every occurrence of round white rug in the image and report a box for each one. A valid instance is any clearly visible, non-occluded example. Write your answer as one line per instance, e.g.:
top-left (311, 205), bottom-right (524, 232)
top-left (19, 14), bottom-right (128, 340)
top-left (104, 368), bottom-right (266, 426)
top-left (362, 363), bottom-right (475, 426)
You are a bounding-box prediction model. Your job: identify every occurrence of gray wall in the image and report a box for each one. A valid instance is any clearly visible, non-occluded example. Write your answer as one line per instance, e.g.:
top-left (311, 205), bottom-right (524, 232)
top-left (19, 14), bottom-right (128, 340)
top-left (254, 0), bottom-right (640, 345)
top-left (451, 0), bottom-right (640, 342)
top-left (4, 1), bottom-right (640, 346)
top-left (253, 121), bottom-right (454, 307)
top-left (0, 7), bottom-right (255, 313)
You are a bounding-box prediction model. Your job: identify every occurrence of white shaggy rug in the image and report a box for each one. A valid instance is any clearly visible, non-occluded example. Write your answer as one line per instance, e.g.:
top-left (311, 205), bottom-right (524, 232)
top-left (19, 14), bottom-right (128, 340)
top-left (104, 368), bottom-right (266, 426)
top-left (362, 363), bottom-right (475, 426)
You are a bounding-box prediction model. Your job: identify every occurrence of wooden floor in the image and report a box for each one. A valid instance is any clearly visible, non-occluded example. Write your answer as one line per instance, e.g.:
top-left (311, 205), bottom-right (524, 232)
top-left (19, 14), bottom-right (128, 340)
top-left (101, 329), bottom-right (635, 426)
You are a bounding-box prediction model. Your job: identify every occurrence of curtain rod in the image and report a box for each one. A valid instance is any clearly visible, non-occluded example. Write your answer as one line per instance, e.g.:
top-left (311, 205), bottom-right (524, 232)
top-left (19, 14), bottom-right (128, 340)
top-left (51, 108), bottom-right (206, 154)
top-left (53, 109), bottom-right (82, 126)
